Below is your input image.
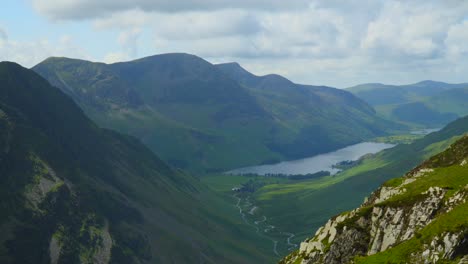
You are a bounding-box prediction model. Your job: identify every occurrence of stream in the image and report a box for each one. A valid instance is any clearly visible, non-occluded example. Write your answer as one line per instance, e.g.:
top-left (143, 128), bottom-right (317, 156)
top-left (233, 193), bottom-right (298, 256)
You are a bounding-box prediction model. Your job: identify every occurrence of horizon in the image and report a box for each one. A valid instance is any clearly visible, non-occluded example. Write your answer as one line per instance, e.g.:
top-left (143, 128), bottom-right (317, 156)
top-left (3, 52), bottom-right (468, 89)
top-left (1, 1), bottom-right (468, 87)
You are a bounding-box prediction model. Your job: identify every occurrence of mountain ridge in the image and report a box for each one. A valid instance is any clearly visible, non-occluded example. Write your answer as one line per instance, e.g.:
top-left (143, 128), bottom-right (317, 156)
top-left (0, 61), bottom-right (274, 263)
top-left (346, 81), bottom-right (468, 127)
top-left (33, 53), bottom-right (396, 172)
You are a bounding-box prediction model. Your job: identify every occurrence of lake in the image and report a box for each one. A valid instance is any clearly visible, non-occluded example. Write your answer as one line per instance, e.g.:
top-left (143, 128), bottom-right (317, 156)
top-left (227, 142), bottom-right (395, 176)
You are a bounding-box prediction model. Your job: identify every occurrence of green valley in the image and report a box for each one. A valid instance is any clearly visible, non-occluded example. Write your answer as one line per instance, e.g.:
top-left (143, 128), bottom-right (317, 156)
top-left (3, 2), bottom-right (468, 264)
top-left (202, 115), bottom-right (468, 261)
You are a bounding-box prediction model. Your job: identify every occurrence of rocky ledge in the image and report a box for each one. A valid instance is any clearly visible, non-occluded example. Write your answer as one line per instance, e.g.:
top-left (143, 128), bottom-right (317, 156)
top-left (281, 135), bottom-right (468, 264)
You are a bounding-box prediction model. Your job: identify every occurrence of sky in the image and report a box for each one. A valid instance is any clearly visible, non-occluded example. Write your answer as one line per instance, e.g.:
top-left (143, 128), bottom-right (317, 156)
top-left (1, 0), bottom-right (468, 87)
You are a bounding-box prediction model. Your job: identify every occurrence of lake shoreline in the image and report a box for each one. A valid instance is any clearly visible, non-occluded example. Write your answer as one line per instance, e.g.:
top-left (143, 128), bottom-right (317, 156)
top-left (227, 142), bottom-right (395, 176)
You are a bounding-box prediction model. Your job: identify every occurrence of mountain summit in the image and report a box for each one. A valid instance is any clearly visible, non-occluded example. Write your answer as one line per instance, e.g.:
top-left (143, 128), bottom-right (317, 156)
top-left (34, 53), bottom-right (397, 172)
top-left (0, 62), bottom-right (272, 263)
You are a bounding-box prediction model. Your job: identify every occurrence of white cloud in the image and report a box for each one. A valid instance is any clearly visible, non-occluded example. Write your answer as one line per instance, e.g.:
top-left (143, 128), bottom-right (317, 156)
top-left (360, 1), bottom-right (466, 58)
top-left (20, 0), bottom-right (468, 86)
top-left (118, 28), bottom-right (142, 57)
top-left (445, 20), bottom-right (468, 58)
top-left (0, 27), bottom-right (7, 41)
top-left (93, 6), bottom-right (355, 60)
top-left (32, 0), bottom-right (309, 20)
top-left (0, 31), bottom-right (92, 67)
top-left (103, 51), bottom-right (130, 63)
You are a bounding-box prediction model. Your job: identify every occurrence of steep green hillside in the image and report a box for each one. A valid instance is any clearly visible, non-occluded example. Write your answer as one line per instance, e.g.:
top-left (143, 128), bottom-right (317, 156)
top-left (427, 87), bottom-right (468, 116)
top-left (33, 54), bottom-right (395, 172)
top-left (347, 80), bottom-right (468, 105)
top-left (0, 62), bottom-right (273, 263)
top-left (282, 135), bottom-right (468, 263)
top-left (216, 62), bottom-right (399, 158)
top-left (347, 81), bottom-right (468, 127)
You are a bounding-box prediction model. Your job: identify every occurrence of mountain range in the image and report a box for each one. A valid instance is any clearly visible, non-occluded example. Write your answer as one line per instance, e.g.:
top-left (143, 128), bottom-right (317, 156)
top-left (0, 62), bottom-right (274, 263)
top-left (347, 81), bottom-right (468, 127)
top-left (33, 53), bottom-right (396, 172)
top-left (1, 52), bottom-right (466, 264)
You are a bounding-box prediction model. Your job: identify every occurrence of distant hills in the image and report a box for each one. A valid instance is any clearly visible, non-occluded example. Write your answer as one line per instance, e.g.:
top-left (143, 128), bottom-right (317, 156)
top-left (347, 81), bottom-right (468, 127)
top-left (33, 53), bottom-right (396, 172)
top-left (0, 62), bottom-right (273, 263)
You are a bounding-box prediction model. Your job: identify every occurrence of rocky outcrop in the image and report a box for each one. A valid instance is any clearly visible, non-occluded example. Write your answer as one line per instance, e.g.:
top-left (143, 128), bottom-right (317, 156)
top-left (413, 231), bottom-right (468, 263)
top-left (22, 154), bottom-right (114, 264)
top-left (24, 154), bottom-right (64, 212)
top-left (281, 136), bottom-right (468, 264)
top-left (49, 235), bottom-right (62, 264)
top-left (90, 223), bottom-right (113, 264)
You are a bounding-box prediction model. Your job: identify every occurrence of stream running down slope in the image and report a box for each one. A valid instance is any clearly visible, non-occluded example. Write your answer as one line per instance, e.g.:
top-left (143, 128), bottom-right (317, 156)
top-left (233, 194), bottom-right (298, 256)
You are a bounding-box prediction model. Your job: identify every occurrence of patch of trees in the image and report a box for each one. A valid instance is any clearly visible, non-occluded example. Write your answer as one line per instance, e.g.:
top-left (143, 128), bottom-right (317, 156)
top-left (234, 170), bottom-right (331, 180)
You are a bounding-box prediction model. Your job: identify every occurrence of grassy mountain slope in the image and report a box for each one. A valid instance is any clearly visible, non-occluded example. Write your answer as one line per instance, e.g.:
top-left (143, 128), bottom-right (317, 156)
top-left (347, 80), bottom-right (468, 105)
top-left (347, 81), bottom-right (468, 127)
top-left (0, 62), bottom-right (273, 263)
top-left (282, 135), bottom-right (468, 263)
top-left (216, 62), bottom-right (399, 158)
top-left (33, 54), bottom-right (395, 172)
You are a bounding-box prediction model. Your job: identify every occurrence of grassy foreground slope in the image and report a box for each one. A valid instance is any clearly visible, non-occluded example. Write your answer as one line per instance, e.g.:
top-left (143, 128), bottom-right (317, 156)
top-left (282, 134), bottom-right (468, 264)
top-left (0, 62), bottom-right (273, 263)
top-left (33, 54), bottom-right (395, 172)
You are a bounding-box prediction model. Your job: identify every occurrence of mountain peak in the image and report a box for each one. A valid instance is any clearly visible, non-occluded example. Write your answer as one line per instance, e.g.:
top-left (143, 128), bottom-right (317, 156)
top-left (125, 52), bottom-right (207, 65)
top-left (410, 80), bottom-right (449, 87)
top-left (215, 61), bottom-right (254, 78)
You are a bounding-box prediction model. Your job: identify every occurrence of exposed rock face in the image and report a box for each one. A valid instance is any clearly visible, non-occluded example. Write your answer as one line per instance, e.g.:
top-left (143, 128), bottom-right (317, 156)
top-left (49, 222), bottom-right (113, 264)
top-left (24, 156), bottom-right (64, 212)
top-left (91, 223), bottom-right (113, 264)
top-left (49, 236), bottom-right (61, 264)
top-left (281, 136), bottom-right (468, 264)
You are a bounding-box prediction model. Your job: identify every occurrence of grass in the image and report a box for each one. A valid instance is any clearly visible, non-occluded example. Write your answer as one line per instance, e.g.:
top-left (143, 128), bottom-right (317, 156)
top-left (372, 134), bottom-right (423, 144)
top-left (201, 174), bottom-right (289, 193)
top-left (380, 165), bottom-right (468, 207)
top-left (255, 156), bottom-right (389, 200)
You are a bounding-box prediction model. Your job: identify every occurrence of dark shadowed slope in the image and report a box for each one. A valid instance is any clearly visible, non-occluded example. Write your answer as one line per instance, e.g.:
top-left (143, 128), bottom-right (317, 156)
top-left (0, 62), bottom-right (273, 263)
